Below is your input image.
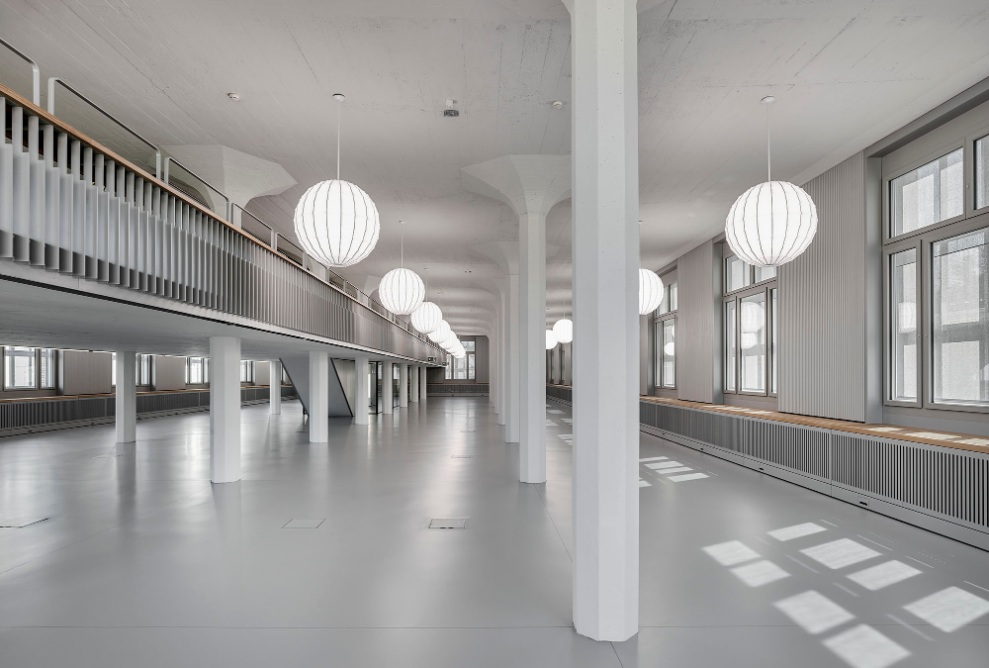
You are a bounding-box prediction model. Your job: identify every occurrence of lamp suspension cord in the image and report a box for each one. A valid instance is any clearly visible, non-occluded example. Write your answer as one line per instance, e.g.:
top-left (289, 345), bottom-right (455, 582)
top-left (766, 102), bottom-right (772, 183)
top-left (400, 220), bottom-right (405, 269)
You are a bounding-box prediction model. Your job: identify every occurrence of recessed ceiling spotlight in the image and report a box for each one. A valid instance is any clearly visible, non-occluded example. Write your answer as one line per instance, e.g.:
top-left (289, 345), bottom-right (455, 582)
top-left (551, 100), bottom-right (564, 109)
top-left (227, 92), bottom-right (241, 101)
top-left (761, 95), bottom-right (776, 105)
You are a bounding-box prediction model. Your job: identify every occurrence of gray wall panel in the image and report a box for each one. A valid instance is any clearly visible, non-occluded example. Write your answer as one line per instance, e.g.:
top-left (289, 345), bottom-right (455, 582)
top-left (59, 350), bottom-right (111, 396)
top-left (154, 355), bottom-right (187, 391)
top-left (677, 240), bottom-right (719, 404)
top-left (779, 153), bottom-right (869, 421)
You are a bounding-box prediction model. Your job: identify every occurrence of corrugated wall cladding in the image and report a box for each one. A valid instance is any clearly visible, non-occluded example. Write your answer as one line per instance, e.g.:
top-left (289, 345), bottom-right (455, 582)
top-left (0, 93), bottom-right (441, 363)
top-left (676, 240), bottom-right (718, 404)
top-left (633, 397), bottom-right (989, 547)
top-left (778, 153), bottom-right (869, 421)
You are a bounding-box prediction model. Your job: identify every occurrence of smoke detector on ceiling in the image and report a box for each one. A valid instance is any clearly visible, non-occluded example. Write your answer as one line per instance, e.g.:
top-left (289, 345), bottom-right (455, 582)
top-left (227, 92), bottom-right (241, 101)
top-left (551, 100), bottom-right (564, 109)
top-left (443, 98), bottom-right (460, 117)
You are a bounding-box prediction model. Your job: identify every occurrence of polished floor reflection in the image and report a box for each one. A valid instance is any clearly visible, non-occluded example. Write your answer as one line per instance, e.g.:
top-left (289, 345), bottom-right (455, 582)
top-left (0, 398), bottom-right (986, 667)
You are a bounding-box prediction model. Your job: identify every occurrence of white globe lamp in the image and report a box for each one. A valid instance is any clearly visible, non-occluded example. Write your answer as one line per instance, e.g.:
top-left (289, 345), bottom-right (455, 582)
top-left (428, 320), bottom-right (451, 344)
top-left (725, 96), bottom-right (817, 267)
top-left (639, 268), bottom-right (664, 315)
top-left (378, 267), bottom-right (425, 315)
top-left (552, 318), bottom-right (573, 344)
top-left (546, 329), bottom-right (558, 350)
top-left (293, 95), bottom-right (380, 268)
top-left (411, 302), bottom-right (442, 334)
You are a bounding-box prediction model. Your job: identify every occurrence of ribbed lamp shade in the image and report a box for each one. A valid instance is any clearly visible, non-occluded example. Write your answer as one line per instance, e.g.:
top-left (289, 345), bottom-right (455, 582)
top-left (552, 318), bottom-right (573, 344)
top-left (410, 302), bottom-right (442, 334)
top-left (546, 329), bottom-right (558, 350)
top-left (725, 180), bottom-right (818, 267)
top-left (293, 179), bottom-right (380, 268)
top-left (378, 267), bottom-right (425, 315)
top-left (428, 320), bottom-right (451, 344)
top-left (638, 268), bottom-right (664, 315)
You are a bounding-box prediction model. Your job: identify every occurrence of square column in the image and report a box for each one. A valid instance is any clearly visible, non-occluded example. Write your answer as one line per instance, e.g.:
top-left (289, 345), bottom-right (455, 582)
top-left (506, 272), bottom-right (520, 443)
top-left (382, 361), bottom-right (394, 414)
top-left (115, 350), bottom-right (136, 443)
top-left (520, 211), bottom-right (547, 483)
top-left (410, 365), bottom-right (420, 403)
top-left (210, 336), bottom-right (241, 483)
top-left (498, 290), bottom-right (508, 426)
top-left (354, 355), bottom-right (370, 425)
top-left (399, 363), bottom-right (409, 407)
top-left (269, 359), bottom-right (282, 415)
top-left (419, 364), bottom-right (428, 404)
top-left (309, 350), bottom-right (328, 443)
top-left (568, 0), bottom-right (640, 642)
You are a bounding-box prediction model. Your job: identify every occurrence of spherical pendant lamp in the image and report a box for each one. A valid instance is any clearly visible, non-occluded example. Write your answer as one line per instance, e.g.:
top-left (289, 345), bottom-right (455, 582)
top-left (411, 301), bottom-right (442, 334)
top-left (546, 329), bottom-right (558, 350)
top-left (552, 318), bottom-right (573, 344)
top-left (293, 94), bottom-right (380, 268)
top-left (639, 268), bottom-right (664, 315)
top-left (725, 96), bottom-right (818, 267)
top-left (378, 267), bottom-right (425, 315)
top-left (428, 320), bottom-right (451, 344)
top-left (664, 341), bottom-right (675, 356)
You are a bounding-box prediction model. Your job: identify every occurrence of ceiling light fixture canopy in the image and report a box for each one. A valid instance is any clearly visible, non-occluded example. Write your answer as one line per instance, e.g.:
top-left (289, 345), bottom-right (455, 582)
top-left (378, 220), bottom-right (425, 315)
top-left (639, 268), bottom-right (664, 315)
top-left (552, 318), bottom-right (573, 344)
top-left (725, 96), bottom-right (818, 267)
top-left (293, 93), bottom-right (380, 268)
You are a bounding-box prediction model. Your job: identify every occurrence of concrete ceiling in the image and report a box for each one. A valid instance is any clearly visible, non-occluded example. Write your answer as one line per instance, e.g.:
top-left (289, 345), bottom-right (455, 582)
top-left (2, 0), bottom-right (989, 336)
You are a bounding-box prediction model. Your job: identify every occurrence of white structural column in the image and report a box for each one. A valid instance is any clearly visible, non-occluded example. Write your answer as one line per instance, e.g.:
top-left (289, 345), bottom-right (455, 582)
top-left (498, 285), bottom-right (510, 428)
top-left (269, 359), bottom-right (282, 415)
top-left (382, 361), bottom-right (394, 414)
top-left (398, 364), bottom-right (409, 407)
top-left (309, 350), bottom-right (329, 443)
top-left (490, 318), bottom-right (501, 415)
top-left (462, 156), bottom-right (570, 481)
top-left (419, 364), bottom-right (428, 404)
top-left (115, 350), bottom-right (136, 443)
top-left (567, 0), bottom-right (640, 642)
top-left (210, 336), bottom-right (242, 483)
top-left (410, 365), bottom-right (420, 403)
top-left (354, 355), bottom-right (369, 425)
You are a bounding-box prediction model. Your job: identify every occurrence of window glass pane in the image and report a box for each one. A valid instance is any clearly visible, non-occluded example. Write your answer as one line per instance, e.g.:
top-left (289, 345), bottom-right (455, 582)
top-left (454, 356), bottom-right (467, 380)
top-left (5, 346), bottom-right (37, 389)
top-left (725, 255), bottom-right (750, 293)
top-left (978, 135), bottom-right (989, 210)
top-left (658, 290), bottom-right (669, 315)
top-left (740, 293), bottom-right (767, 393)
top-left (40, 349), bottom-right (56, 389)
top-left (467, 353), bottom-right (476, 380)
top-left (725, 302), bottom-right (736, 392)
top-left (111, 352), bottom-right (117, 387)
top-left (240, 361), bottom-right (249, 383)
top-left (662, 319), bottom-right (676, 388)
top-left (891, 148), bottom-right (963, 237)
top-left (463, 340), bottom-right (476, 352)
top-left (754, 265), bottom-right (777, 283)
top-left (669, 282), bottom-right (678, 312)
top-left (932, 228), bottom-right (988, 406)
top-left (890, 249), bottom-right (918, 402)
top-left (770, 289), bottom-right (778, 395)
top-left (654, 321), bottom-right (663, 387)
top-left (189, 357), bottom-right (205, 384)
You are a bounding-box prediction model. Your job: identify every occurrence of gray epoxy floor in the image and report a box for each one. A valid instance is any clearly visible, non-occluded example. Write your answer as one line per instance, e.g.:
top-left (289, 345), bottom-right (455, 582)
top-left (0, 398), bottom-right (986, 667)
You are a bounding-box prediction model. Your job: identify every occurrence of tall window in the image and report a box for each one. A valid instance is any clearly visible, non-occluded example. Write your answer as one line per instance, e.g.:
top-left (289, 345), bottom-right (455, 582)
top-left (723, 255), bottom-right (777, 396)
top-left (187, 356), bottom-right (208, 385)
top-left (137, 354), bottom-right (153, 386)
top-left (4, 346), bottom-right (38, 390)
top-left (654, 279), bottom-right (677, 389)
top-left (240, 360), bottom-right (255, 384)
top-left (445, 340), bottom-right (476, 380)
top-left (884, 129), bottom-right (989, 410)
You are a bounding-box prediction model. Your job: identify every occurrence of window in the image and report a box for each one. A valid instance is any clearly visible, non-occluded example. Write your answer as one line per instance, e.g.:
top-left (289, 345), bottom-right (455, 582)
top-left (240, 360), bottom-right (254, 384)
top-left (654, 279), bottom-right (677, 389)
top-left (445, 340), bottom-right (476, 380)
top-left (932, 228), bottom-right (988, 406)
top-left (723, 254), bottom-right (776, 396)
top-left (187, 356), bottom-right (208, 385)
top-left (39, 349), bottom-right (57, 389)
top-left (884, 124), bottom-right (989, 412)
top-left (4, 346), bottom-right (38, 389)
top-left (890, 148), bottom-right (963, 238)
top-left (137, 354), bottom-right (153, 386)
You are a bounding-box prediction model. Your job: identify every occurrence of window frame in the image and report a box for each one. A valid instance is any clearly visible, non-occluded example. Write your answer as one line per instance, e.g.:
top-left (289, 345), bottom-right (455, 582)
top-left (3, 346), bottom-right (40, 390)
top-left (881, 118), bottom-right (989, 415)
top-left (722, 253), bottom-right (777, 398)
top-left (652, 277), bottom-right (678, 391)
